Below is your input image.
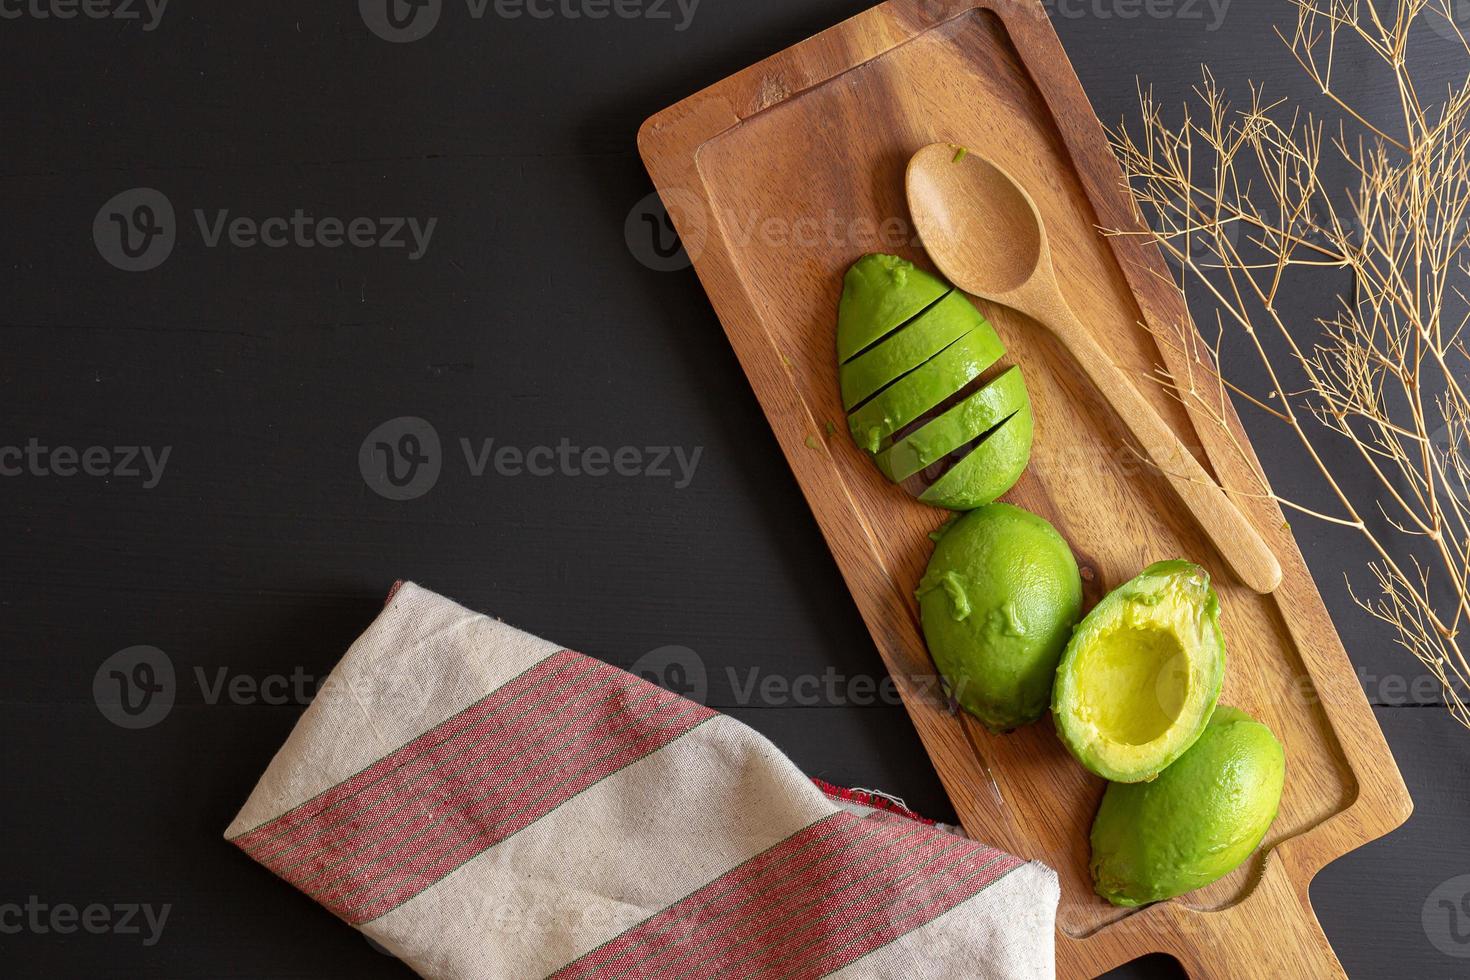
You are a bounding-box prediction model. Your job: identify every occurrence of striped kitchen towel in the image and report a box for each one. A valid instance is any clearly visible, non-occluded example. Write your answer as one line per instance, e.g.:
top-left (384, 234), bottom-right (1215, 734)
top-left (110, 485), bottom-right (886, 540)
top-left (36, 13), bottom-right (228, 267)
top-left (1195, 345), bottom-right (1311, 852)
top-left (225, 582), bottom-right (1059, 979)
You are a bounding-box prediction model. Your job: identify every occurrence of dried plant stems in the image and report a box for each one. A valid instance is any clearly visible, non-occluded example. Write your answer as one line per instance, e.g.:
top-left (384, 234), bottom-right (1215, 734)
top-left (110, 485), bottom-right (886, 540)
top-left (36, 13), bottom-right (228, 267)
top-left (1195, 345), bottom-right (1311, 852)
top-left (1109, 0), bottom-right (1470, 725)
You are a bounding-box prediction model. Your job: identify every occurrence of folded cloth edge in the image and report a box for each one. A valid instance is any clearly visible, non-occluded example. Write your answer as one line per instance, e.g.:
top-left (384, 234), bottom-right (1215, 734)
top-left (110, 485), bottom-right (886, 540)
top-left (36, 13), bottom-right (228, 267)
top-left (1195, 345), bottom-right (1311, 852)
top-left (225, 581), bottom-right (1060, 980)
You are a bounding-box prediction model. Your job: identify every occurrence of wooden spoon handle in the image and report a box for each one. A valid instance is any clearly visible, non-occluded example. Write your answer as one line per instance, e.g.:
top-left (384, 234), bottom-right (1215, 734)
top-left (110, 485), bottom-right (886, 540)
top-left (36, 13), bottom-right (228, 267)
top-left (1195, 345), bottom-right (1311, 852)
top-left (1024, 285), bottom-right (1282, 594)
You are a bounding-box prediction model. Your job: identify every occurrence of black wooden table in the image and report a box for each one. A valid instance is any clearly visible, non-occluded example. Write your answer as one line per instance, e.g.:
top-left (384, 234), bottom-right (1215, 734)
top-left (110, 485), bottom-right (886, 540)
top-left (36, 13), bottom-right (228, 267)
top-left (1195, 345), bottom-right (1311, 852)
top-left (4, 2), bottom-right (1469, 977)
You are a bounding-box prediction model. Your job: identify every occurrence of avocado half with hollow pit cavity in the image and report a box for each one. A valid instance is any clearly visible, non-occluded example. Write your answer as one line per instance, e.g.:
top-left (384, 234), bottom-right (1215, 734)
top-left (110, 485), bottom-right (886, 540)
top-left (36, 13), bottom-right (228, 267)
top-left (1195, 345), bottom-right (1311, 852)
top-left (837, 254), bottom-right (1033, 511)
top-left (1051, 560), bottom-right (1226, 783)
top-left (1089, 705), bottom-right (1284, 907)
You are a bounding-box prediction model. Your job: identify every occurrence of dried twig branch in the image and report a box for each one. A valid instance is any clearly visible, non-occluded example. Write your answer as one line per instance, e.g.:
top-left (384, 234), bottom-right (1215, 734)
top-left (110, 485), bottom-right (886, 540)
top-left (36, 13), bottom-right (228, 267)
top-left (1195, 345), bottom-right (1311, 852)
top-left (1109, 0), bottom-right (1470, 727)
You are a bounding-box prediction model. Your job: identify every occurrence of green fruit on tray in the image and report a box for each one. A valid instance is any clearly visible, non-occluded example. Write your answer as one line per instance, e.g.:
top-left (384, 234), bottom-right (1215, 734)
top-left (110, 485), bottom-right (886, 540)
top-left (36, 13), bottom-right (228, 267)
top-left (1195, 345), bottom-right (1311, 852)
top-left (919, 403), bottom-right (1033, 511)
top-left (846, 327), bottom-right (1004, 452)
top-left (916, 503), bottom-right (1083, 732)
top-left (837, 253), bottom-right (1032, 511)
top-left (835, 252), bottom-right (949, 363)
top-left (1051, 560), bottom-right (1227, 783)
top-left (884, 366), bottom-right (1034, 512)
top-left (1089, 705), bottom-right (1285, 907)
top-left (840, 291), bottom-right (984, 410)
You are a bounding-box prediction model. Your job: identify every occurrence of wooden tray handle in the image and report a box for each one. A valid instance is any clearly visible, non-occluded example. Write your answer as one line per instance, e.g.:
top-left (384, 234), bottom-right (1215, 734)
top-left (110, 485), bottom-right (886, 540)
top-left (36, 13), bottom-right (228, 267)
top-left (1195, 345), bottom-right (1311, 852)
top-left (1058, 851), bottom-right (1346, 978)
top-left (1161, 857), bottom-right (1345, 979)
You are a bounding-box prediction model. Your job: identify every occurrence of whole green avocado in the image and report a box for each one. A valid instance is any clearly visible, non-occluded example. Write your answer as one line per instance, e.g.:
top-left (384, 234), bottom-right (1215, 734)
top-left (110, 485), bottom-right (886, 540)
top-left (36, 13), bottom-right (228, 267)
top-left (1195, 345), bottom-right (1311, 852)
top-left (1089, 705), bottom-right (1285, 907)
top-left (916, 503), bottom-right (1083, 732)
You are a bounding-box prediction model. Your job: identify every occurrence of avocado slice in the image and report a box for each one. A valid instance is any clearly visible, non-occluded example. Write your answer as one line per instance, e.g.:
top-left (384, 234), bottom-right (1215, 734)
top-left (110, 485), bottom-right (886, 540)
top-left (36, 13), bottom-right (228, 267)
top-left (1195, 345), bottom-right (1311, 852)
top-left (834, 253), bottom-right (1034, 511)
top-left (846, 327), bottom-right (1005, 454)
top-left (919, 403), bottom-right (1034, 511)
top-left (878, 365), bottom-right (1030, 482)
top-left (840, 291), bottom-right (983, 410)
top-left (1090, 705), bottom-right (1285, 907)
top-left (1052, 560), bottom-right (1226, 783)
top-left (917, 503), bottom-right (1083, 732)
top-left (836, 254), bottom-right (950, 363)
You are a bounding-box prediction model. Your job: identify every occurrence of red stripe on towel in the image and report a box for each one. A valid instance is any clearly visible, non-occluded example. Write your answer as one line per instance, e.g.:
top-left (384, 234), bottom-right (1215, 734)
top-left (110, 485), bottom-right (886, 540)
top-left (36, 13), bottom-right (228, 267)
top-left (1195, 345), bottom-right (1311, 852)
top-left (336, 694), bottom-right (711, 923)
top-left (231, 650), bottom-right (716, 925)
top-left (246, 654), bottom-right (607, 870)
top-left (552, 810), bottom-right (1022, 980)
top-left (231, 649), bottom-right (590, 857)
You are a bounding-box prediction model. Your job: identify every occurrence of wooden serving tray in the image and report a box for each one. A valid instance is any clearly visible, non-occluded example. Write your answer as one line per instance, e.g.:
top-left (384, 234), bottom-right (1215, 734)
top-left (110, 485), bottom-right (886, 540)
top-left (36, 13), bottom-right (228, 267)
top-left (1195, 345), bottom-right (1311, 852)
top-left (638, 2), bottom-right (1412, 975)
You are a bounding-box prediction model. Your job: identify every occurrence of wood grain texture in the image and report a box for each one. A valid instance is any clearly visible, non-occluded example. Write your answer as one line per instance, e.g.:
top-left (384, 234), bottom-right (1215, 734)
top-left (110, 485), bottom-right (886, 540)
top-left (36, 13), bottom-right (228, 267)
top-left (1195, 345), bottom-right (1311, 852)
top-left (637, 1), bottom-right (1413, 976)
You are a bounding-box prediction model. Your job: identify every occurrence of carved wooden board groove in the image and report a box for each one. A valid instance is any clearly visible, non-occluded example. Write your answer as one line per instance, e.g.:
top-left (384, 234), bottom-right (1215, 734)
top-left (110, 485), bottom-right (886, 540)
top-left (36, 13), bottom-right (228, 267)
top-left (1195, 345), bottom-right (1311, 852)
top-left (638, 2), bottom-right (1412, 975)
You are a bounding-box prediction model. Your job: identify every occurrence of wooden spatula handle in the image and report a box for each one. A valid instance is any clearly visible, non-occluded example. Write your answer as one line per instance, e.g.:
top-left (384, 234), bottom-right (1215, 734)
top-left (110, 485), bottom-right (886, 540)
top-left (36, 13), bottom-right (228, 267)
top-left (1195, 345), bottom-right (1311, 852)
top-left (1023, 284), bottom-right (1282, 594)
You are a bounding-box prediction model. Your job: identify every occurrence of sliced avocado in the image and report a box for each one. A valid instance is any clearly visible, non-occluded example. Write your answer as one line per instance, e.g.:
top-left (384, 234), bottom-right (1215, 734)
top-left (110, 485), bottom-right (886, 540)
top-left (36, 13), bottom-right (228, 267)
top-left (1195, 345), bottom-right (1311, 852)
top-left (1090, 705), bottom-right (1285, 907)
top-left (917, 503), bottom-right (1083, 732)
top-left (840, 291), bottom-right (982, 410)
top-left (878, 365), bottom-right (1029, 482)
top-left (846, 327), bottom-right (1005, 454)
top-left (1052, 560), bottom-right (1226, 783)
top-left (835, 253), bottom-right (1034, 511)
top-left (919, 402), bottom-right (1034, 511)
top-left (836, 254), bottom-right (949, 364)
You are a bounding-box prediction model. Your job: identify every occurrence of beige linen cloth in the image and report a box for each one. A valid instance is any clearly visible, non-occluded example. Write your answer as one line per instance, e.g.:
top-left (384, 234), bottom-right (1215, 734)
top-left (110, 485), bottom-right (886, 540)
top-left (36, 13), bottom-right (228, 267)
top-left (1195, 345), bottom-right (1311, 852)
top-left (225, 582), bottom-right (1059, 978)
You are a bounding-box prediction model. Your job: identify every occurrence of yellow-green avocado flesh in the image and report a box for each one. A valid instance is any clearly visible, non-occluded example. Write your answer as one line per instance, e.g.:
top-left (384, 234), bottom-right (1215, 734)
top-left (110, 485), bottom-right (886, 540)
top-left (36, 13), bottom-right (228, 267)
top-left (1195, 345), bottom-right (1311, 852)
top-left (1052, 560), bottom-right (1226, 783)
top-left (1089, 705), bottom-right (1285, 907)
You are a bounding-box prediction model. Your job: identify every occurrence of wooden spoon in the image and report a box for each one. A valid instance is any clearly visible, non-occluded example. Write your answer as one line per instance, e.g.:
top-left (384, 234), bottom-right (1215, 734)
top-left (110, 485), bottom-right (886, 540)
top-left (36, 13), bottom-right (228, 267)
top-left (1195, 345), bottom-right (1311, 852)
top-left (907, 143), bottom-right (1281, 594)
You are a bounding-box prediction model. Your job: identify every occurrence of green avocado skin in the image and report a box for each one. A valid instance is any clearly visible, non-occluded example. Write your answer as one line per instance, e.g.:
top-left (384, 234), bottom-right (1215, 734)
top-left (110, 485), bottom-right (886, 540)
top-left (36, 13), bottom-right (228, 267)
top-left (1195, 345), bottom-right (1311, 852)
top-left (845, 327), bottom-right (1003, 453)
top-left (836, 254), bottom-right (949, 364)
top-left (880, 365), bottom-right (1030, 482)
top-left (920, 401), bottom-right (1034, 511)
top-left (917, 503), bottom-right (1083, 732)
top-left (1090, 705), bottom-right (1285, 907)
top-left (839, 290), bottom-right (980, 410)
top-left (835, 253), bottom-right (1033, 512)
